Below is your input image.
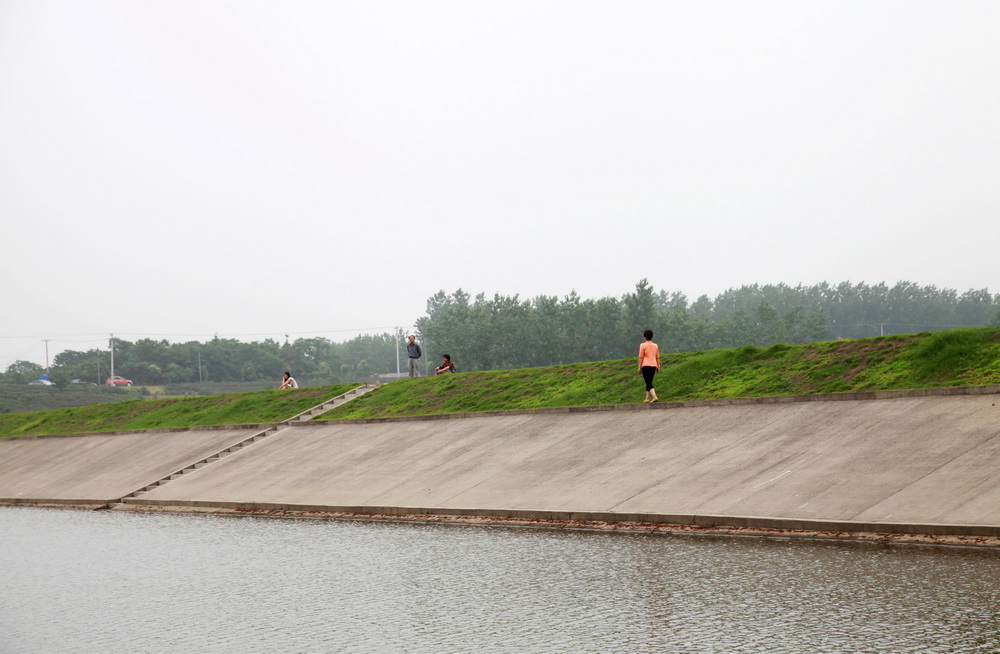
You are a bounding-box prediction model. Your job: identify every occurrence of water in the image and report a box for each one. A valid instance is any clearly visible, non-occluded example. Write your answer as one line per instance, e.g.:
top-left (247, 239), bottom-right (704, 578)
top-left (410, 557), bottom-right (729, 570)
top-left (1, 508), bottom-right (999, 653)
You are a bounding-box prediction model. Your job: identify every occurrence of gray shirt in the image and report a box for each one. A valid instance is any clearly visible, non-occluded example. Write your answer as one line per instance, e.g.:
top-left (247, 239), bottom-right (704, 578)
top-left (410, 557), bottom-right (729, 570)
top-left (406, 342), bottom-right (422, 359)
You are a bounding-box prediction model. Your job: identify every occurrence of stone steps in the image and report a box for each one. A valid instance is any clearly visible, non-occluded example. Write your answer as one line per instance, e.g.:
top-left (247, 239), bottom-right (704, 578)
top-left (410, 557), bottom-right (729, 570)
top-left (113, 384), bottom-right (377, 506)
top-left (286, 383), bottom-right (378, 422)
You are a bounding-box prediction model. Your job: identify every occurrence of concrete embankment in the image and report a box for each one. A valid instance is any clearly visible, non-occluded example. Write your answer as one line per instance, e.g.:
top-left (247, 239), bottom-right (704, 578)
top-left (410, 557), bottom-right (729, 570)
top-left (0, 426), bottom-right (262, 507)
top-left (2, 387), bottom-right (1000, 544)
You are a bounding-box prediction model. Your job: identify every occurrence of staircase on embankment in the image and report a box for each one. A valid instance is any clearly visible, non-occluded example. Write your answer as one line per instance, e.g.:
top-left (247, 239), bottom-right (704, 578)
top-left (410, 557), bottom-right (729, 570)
top-left (285, 383), bottom-right (377, 423)
top-left (111, 383), bottom-right (377, 507)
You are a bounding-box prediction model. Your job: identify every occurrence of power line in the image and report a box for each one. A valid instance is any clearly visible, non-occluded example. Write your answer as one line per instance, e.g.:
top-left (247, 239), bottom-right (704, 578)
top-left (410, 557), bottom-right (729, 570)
top-left (0, 325), bottom-right (410, 341)
top-left (829, 322), bottom-right (987, 329)
top-left (0, 333), bottom-right (108, 340)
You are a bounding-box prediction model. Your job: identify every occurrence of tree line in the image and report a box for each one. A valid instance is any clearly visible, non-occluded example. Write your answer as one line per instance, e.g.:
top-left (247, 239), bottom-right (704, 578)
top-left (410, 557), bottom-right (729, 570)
top-left (418, 280), bottom-right (1000, 372)
top-left (4, 280), bottom-right (999, 385)
top-left (2, 332), bottom-right (403, 386)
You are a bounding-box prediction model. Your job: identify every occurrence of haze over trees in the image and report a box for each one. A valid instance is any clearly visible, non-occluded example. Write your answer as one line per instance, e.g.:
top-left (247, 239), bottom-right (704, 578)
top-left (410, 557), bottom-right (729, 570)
top-left (4, 280), bottom-right (999, 385)
top-left (418, 280), bottom-right (1000, 372)
top-left (2, 333), bottom-right (401, 387)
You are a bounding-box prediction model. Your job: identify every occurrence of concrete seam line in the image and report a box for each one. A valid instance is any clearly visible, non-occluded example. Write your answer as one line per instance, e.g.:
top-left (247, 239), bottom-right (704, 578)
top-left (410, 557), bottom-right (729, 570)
top-left (1, 422), bottom-right (268, 441)
top-left (5, 384), bottom-right (1000, 436)
top-left (110, 500), bottom-right (1000, 538)
top-left (106, 506), bottom-right (1000, 549)
top-left (311, 384), bottom-right (1000, 426)
top-left (0, 498), bottom-right (108, 506)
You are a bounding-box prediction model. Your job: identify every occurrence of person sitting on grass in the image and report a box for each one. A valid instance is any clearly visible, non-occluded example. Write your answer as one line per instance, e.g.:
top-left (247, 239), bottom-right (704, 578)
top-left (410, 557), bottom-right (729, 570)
top-left (435, 354), bottom-right (457, 375)
top-left (279, 371), bottom-right (298, 389)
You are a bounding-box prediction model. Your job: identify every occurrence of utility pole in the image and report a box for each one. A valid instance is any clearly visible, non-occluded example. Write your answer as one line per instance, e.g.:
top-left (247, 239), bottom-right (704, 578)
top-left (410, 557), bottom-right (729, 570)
top-left (42, 339), bottom-right (50, 376)
top-left (198, 352), bottom-right (202, 382)
top-left (109, 333), bottom-right (115, 382)
top-left (395, 327), bottom-right (401, 377)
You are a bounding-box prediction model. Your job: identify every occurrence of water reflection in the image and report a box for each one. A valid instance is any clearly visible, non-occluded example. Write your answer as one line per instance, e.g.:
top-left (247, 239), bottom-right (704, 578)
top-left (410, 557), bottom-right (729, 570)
top-left (1, 507), bottom-right (998, 653)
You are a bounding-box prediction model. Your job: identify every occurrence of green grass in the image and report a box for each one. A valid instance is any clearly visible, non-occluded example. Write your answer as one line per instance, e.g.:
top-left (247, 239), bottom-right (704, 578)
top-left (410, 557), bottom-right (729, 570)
top-left (5, 327), bottom-right (999, 433)
top-left (0, 384), bottom-right (144, 415)
top-left (0, 384), bottom-right (360, 438)
top-left (314, 327), bottom-right (1000, 420)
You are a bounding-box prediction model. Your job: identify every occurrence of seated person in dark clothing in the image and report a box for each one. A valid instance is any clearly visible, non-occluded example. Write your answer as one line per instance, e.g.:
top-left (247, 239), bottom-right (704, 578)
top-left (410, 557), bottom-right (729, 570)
top-left (435, 354), bottom-right (457, 374)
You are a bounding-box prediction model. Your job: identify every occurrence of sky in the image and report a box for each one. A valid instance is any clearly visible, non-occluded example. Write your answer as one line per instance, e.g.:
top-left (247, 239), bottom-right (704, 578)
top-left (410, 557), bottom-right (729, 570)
top-left (2, 1), bottom-right (999, 370)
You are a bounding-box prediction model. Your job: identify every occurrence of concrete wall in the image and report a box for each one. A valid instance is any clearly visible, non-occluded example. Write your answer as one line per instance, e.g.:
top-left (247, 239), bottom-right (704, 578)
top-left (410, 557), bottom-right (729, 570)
top-left (0, 428), bottom-right (256, 504)
top-left (2, 391), bottom-right (999, 536)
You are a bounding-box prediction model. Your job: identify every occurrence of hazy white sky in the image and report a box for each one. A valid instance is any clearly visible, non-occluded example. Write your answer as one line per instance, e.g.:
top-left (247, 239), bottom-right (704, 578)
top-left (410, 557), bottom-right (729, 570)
top-left (2, 1), bottom-right (999, 370)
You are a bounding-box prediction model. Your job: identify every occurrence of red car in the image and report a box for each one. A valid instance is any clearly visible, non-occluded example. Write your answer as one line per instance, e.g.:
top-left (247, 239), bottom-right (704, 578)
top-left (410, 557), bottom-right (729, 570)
top-left (105, 376), bottom-right (133, 386)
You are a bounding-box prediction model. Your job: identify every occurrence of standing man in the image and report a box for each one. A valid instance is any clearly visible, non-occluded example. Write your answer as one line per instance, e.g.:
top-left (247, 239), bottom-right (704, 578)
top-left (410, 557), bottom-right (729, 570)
top-left (406, 335), bottom-right (422, 378)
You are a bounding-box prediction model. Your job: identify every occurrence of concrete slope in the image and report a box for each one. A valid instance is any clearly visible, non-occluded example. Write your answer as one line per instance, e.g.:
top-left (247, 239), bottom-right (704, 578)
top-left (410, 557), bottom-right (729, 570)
top-left (128, 393), bottom-right (1000, 529)
top-left (0, 428), bottom-right (258, 504)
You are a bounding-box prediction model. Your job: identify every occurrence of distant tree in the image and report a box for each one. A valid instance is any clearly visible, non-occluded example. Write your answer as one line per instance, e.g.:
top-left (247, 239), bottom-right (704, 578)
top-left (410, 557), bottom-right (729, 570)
top-left (355, 359), bottom-right (373, 379)
top-left (145, 364), bottom-right (164, 384)
top-left (623, 278), bottom-right (657, 344)
top-left (5, 360), bottom-right (45, 383)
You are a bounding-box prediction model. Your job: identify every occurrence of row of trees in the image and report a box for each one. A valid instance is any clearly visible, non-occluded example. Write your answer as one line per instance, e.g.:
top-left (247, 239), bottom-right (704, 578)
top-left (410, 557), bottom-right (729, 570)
top-left (2, 332), bottom-right (405, 386)
top-left (414, 282), bottom-right (831, 371)
top-left (418, 280), bottom-right (1000, 371)
top-left (4, 280), bottom-right (999, 385)
top-left (707, 281), bottom-right (999, 339)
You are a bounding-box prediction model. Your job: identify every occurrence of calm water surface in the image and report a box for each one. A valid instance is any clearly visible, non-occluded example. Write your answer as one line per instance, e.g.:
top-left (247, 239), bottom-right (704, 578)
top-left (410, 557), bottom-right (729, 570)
top-left (1, 507), bottom-right (999, 653)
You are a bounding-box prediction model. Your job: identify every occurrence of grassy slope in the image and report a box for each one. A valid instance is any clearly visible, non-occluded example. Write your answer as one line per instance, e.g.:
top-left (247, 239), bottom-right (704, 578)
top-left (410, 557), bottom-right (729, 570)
top-left (315, 328), bottom-right (1000, 420)
top-left (0, 385), bottom-right (148, 415)
top-left (0, 384), bottom-right (360, 438)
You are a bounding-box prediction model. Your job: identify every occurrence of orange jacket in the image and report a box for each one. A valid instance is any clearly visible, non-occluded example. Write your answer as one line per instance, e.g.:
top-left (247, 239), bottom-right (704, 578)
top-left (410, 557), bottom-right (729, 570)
top-left (639, 340), bottom-right (660, 369)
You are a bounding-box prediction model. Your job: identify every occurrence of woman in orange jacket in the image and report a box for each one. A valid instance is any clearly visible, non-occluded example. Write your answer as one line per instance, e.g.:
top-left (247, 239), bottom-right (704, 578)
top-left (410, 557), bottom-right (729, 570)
top-left (638, 329), bottom-right (660, 403)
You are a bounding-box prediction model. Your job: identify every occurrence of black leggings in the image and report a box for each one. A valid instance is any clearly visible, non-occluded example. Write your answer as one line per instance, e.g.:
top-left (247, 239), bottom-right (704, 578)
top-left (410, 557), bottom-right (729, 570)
top-left (641, 366), bottom-right (657, 392)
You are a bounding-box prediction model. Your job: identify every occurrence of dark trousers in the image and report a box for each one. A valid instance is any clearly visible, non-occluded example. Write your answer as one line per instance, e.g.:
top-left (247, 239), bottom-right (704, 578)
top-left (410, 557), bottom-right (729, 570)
top-left (641, 366), bottom-right (657, 391)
